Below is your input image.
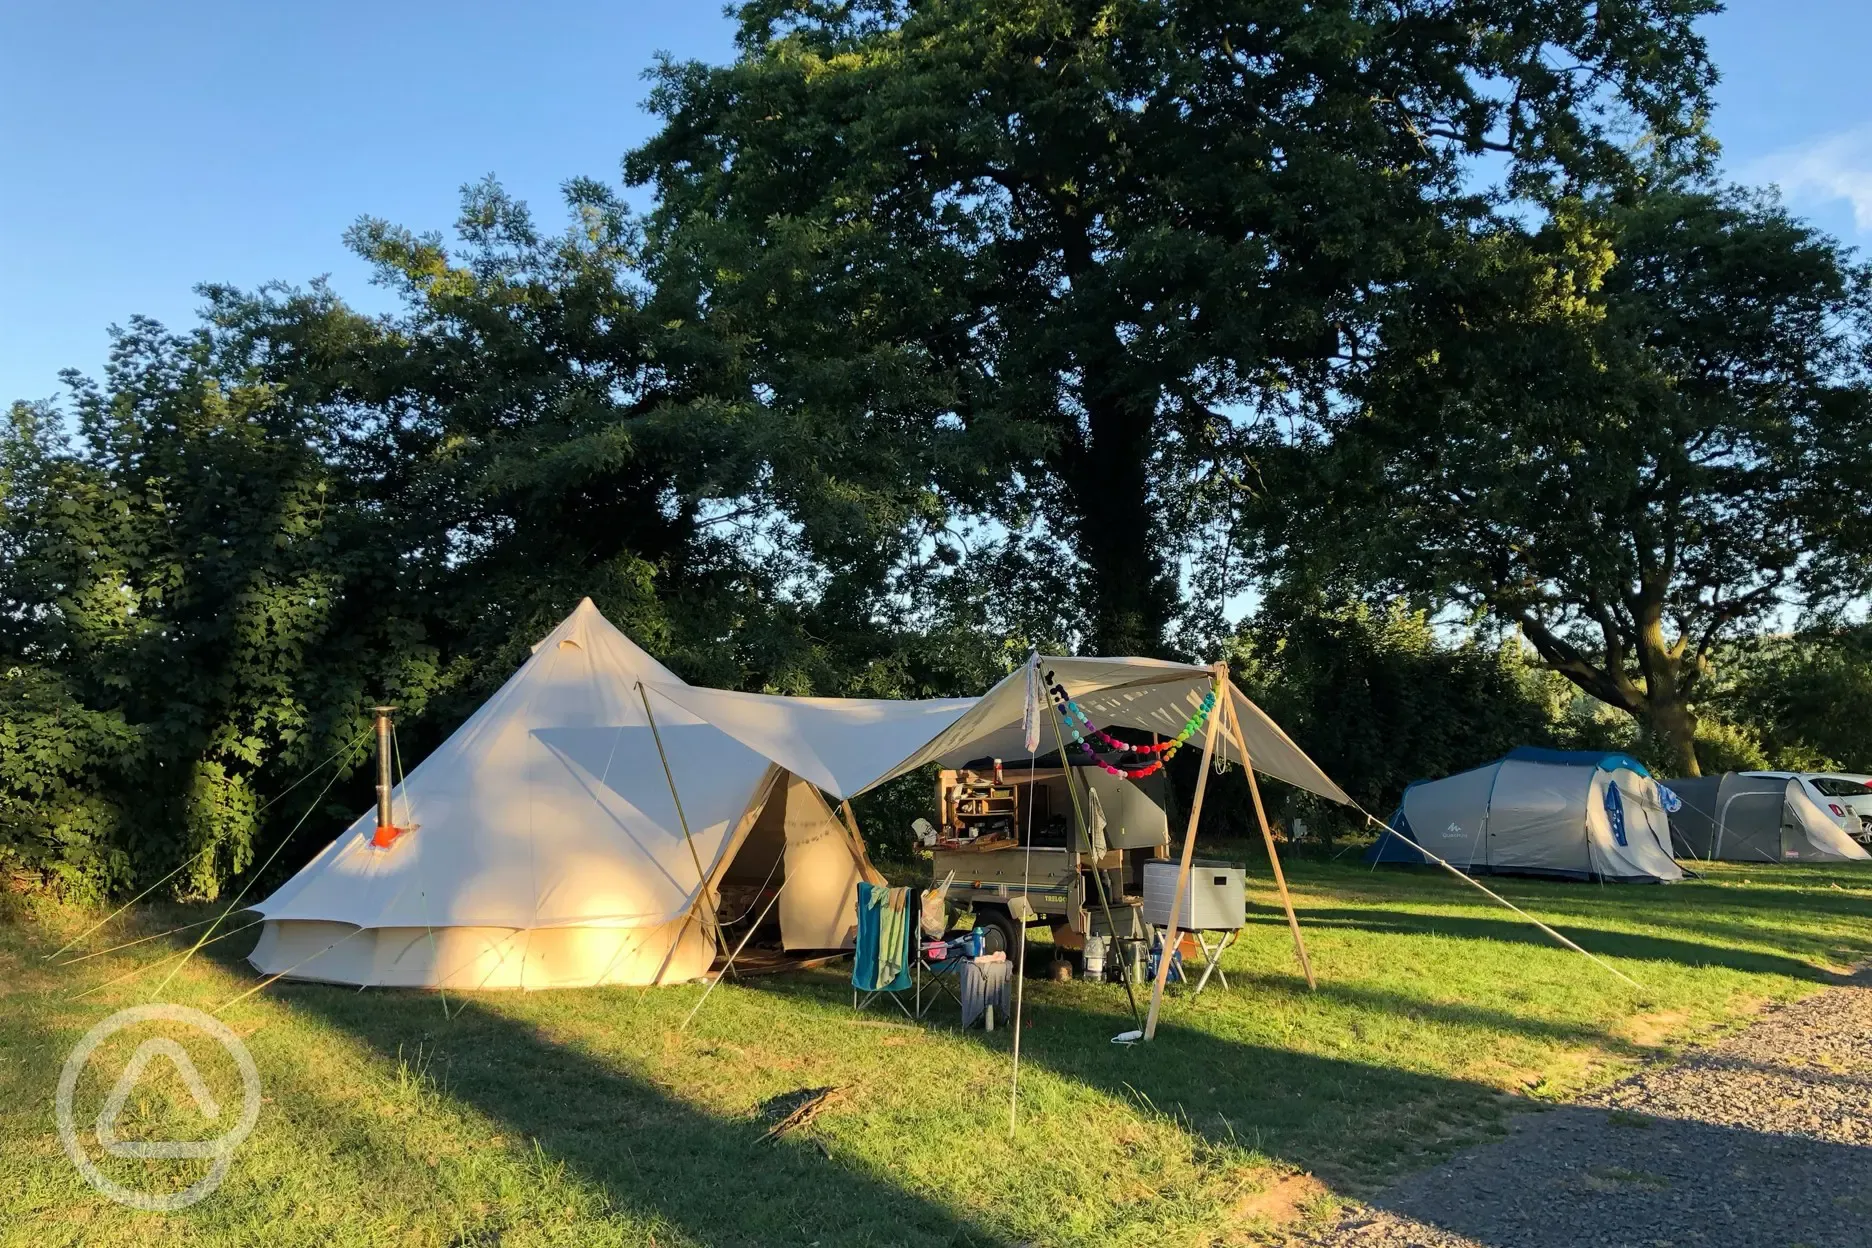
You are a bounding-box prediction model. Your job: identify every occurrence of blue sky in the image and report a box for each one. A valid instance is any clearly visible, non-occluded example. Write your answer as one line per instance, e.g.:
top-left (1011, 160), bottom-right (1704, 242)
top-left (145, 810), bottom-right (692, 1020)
top-left (3, 2), bottom-right (1869, 407)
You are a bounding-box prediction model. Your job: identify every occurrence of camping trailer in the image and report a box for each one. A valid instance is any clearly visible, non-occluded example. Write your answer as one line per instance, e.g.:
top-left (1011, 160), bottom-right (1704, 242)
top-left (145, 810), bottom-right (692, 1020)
top-left (1663, 773), bottom-right (1872, 863)
top-left (928, 761), bottom-right (1169, 951)
top-left (1366, 747), bottom-right (1683, 882)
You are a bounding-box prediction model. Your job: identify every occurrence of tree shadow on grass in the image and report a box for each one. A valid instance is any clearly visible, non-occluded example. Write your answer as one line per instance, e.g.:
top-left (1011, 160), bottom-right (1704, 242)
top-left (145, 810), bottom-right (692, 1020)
top-left (274, 982), bottom-right (1010, 1248)
top-left (1267, 907), bottom-right (1854, 980)
top-left (1196, 972), bottom-right (1668, 1057)
top-left (24, 911), bottom-right (1871, 1245)
top-left (738, 968), bottom-right (1521, 1192)
top-left (8, 917), bottom-right (1007, 1247)
top-left (1282, 860), bottom-right (1872, 916)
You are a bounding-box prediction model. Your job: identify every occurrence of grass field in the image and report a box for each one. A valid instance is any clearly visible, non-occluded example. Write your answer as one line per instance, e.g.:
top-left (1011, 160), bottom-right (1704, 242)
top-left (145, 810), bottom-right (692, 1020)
top-left (5, 851), bottom-right (1871, 1247)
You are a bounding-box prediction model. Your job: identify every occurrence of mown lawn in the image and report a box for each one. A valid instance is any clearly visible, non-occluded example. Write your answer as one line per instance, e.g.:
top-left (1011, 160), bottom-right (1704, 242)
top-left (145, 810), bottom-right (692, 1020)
top-left (4, 853), bottom-right (1870, 1247)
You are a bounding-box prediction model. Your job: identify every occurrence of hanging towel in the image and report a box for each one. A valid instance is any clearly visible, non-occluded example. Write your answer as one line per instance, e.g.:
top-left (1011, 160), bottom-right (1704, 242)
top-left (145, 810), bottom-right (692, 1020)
top-left (851, 881), bottom-right (912, 992)
top-left (876, 886), bottom-right (910, 986)
top-left (1085, 785), bottom-right (1110, 859)
top-left (959, 957), bottom-right (1013, 1028)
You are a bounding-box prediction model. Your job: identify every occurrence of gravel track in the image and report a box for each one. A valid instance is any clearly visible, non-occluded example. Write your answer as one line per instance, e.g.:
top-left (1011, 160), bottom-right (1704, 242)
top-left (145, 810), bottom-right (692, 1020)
top-left (1293, 970), bottom-right (1872, 1248)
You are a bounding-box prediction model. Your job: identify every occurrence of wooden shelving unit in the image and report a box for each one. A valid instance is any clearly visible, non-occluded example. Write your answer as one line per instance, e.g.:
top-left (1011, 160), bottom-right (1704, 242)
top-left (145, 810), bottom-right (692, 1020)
top-left (942, 774), bottom-right (1018, 839)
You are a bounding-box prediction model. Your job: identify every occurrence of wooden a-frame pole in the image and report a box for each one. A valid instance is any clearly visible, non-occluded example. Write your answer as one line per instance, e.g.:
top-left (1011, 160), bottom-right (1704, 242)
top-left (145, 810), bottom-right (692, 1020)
top-left (1142, 663), bottom-right (1225, 1041)
top-left (1221, 681), bottom-right (1316, 990)
top-left (838, 799), bottom-right (886, 885)
top-left (637, 681), bottom-right (724, 985)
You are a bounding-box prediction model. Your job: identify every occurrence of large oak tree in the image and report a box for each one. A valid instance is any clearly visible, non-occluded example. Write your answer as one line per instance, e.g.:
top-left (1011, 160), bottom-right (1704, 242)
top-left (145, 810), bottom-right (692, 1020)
top-left (628, 0), bottom-right (1717, 653)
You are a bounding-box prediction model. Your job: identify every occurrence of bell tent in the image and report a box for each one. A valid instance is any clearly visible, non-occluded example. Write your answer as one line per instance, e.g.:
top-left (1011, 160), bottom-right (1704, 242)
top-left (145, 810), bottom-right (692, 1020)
top-left (1664, 773), bottom-right (1871, 863)
top-left (1365, 748), bottom-right (1683, 882)
top-left (249, 601), bottom-right (915, 990)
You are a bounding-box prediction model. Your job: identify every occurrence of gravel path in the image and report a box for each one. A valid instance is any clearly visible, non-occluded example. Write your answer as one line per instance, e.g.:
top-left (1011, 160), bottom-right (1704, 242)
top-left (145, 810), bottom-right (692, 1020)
top-left (1294, 970), bottom-right (1872, 1248)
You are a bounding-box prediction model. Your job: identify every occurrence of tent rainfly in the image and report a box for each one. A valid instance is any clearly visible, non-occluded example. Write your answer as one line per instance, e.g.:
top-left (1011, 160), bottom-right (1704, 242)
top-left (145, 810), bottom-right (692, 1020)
top-left (1366, 748), bottom-right (1684, 882)
top-left (1664, 773), bottom-right (1872, 863)
top-left (252, 602), bottom-right (1357, 991)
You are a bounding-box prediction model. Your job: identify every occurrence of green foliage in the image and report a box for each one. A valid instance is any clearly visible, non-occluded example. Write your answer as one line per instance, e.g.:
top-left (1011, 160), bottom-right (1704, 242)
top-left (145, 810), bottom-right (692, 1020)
top-left (1289, 185), bottom-right (1872, 775)
top-left (341, 176), bottom-right (1013, 709)
top-left (0, 300), bottom-right (439, 899)
top-left (1228, 602), bottom-right (1567, 811)
top-left (1704, 628), bottom-right (1872, 773)
top-left (1685, 718), bottom-right (1772, 775)
top-left (0, 667), bottom-right (137, 899)
top-left (630, 0), bottom-right (1717, 653)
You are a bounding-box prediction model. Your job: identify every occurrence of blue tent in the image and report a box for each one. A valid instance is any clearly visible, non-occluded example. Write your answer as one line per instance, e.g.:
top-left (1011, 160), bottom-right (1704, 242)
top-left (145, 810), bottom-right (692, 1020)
top-left (1363, 747), bottom-right (1682, 881)
top-left (1367, 788), bottom-right (1432, 865)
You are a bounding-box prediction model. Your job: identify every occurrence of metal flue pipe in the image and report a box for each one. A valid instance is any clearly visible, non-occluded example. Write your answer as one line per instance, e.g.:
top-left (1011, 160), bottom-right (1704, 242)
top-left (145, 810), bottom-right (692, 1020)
top-left (372, 706), bottom-right (396, 843)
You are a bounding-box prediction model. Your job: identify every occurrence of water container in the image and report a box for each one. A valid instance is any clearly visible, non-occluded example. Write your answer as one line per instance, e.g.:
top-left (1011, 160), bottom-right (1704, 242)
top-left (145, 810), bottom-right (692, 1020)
top-left (1121, 939), bottom-right (1146, 984)
top-left (1082, 934), bottom-right (1107, 980)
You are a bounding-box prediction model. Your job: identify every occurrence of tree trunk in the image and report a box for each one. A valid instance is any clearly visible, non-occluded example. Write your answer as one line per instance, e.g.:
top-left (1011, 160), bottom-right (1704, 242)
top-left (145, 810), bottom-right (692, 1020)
top-left (1060, 385), bottom-right (1172, 655)
top-left (1633, 588), bottom-right (1700, 778)
top-left (1646, 695), bottom-right (1701, 778)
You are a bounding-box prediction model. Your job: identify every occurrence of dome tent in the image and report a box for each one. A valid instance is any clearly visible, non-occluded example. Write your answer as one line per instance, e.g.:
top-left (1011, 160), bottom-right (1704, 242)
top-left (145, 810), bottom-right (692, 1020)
top-left (1365, 747), bottom-right (1683, 882)
top-left (249, 600), bottom-right (903, 990)
top-left (1663, 773), bottom-right (1871, 863)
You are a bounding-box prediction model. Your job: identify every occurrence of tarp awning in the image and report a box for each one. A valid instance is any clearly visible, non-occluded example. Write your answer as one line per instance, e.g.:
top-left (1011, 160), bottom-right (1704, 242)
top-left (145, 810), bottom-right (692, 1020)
top-left (638, 684), bottom-right (979, 802)
top-left (650, 655), bottom-right (1353, 807)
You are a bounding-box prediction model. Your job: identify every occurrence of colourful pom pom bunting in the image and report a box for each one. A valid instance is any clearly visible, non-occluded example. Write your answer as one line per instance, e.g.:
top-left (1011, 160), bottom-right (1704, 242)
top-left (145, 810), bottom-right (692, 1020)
top-left (1044, 678), bottom-right (1217, 779)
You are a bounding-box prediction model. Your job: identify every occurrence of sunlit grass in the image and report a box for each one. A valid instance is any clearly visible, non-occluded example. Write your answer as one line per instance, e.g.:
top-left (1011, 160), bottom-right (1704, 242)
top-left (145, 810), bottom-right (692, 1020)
top-left (4, 855), bottom-right (1868, 1246)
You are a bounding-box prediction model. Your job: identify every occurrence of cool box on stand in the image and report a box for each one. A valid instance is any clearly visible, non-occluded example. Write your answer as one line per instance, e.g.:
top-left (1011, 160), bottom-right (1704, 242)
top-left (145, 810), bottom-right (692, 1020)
top-left (1141, 859), bottom-right (1246, 994)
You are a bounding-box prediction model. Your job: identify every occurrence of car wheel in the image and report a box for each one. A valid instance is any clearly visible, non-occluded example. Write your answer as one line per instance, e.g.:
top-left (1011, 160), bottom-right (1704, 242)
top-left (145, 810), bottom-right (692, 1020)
top-left (971, 906), bottom-right (1019, 957)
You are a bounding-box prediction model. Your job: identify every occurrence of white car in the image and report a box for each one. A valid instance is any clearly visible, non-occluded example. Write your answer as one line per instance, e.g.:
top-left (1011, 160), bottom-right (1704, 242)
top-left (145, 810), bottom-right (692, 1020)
top-left (1812, 772), bottom-right (1872, 845)
top-left (1741, 771), bottom-right (1872, 844)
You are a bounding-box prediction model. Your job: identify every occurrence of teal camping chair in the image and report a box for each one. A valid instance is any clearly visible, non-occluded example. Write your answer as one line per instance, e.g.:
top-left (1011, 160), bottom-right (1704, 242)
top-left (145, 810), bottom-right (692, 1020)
top-left (852, 881), bottom-right (913, 1015)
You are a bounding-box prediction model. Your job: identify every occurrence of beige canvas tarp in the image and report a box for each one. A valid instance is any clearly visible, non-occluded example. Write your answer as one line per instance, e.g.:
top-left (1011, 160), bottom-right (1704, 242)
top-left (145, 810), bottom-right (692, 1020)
top-left (646, 655), bottom-right (1353, 806)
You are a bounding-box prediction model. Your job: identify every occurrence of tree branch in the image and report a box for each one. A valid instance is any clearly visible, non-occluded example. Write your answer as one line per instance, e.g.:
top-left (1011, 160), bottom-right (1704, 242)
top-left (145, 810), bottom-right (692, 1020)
top-left (1518, 614), bottom-right (1642, 713)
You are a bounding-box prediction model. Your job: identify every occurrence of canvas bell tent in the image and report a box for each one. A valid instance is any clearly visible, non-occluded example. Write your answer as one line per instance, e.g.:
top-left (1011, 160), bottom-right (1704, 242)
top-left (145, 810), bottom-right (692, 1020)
top-left (1366, 748), bottom-right (1683, 882)
top-left (1664, 773), bottom-right (1872, 863)
top-left (249, 601), bottom-right (903, 990)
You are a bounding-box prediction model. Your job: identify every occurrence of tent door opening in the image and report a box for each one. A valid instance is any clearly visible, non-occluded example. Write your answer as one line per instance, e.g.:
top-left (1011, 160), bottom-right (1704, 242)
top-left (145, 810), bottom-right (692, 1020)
top-left (716, 772), bottom-right (867, 954)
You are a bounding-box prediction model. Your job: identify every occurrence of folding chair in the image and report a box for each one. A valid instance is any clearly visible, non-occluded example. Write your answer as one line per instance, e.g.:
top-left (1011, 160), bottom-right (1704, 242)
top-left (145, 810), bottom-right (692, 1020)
top-left (1186, 929), bottom-right (1234, 996)
top-left (851, 881), bottom-right (914, 1016)
top-left (913, 926), bottom-right (969, 1019)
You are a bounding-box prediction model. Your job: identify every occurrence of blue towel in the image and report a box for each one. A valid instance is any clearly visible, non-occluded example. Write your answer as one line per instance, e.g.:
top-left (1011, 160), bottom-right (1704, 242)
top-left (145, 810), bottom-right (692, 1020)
top-left (851, 881), bottom-right (912, 992)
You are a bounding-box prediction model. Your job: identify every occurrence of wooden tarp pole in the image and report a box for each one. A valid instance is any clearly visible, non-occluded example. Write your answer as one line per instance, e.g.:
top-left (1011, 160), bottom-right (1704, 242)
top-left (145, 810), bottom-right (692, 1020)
top-left (1143, 664), bottom-right (1225, 1041)
top-left (637, 681), bottom-right (723, 984)
top-left (838, 799), bottom-right (886, 885)
top-left (1221, 682), bottom-right (1316, 990)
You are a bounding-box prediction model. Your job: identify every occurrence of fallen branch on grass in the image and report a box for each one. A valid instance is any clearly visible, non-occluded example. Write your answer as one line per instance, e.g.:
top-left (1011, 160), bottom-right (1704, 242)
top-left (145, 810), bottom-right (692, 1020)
top-left (758, 1086), bottom-right (845, 1142)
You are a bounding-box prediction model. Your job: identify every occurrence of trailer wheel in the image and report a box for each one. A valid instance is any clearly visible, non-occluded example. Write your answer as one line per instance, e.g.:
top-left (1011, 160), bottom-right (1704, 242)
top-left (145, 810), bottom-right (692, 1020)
top-left (971, 905), bottom-right (1019, 957)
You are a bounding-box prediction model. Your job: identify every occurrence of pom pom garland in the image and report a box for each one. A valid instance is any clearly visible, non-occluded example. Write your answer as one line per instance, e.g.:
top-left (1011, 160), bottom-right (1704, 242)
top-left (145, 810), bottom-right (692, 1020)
top-left (1044, 674), bottom-right (1218, 779)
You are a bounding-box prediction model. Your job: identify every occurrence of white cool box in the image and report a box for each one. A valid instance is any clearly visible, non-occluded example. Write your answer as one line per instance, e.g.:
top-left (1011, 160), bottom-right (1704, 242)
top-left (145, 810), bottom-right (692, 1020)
top-left (1141, 859), bottom-right (1247, 931)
